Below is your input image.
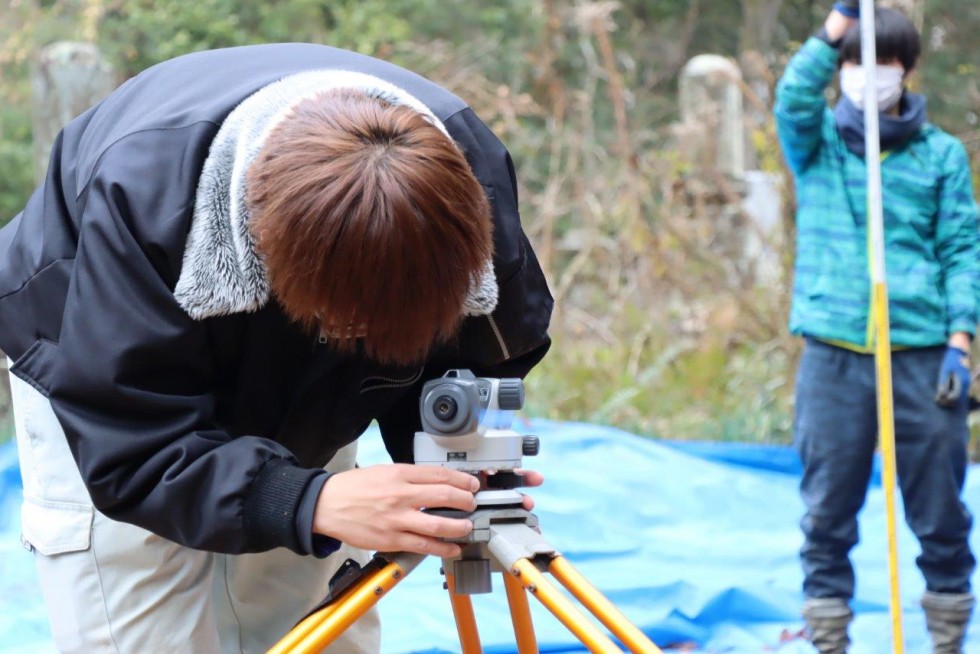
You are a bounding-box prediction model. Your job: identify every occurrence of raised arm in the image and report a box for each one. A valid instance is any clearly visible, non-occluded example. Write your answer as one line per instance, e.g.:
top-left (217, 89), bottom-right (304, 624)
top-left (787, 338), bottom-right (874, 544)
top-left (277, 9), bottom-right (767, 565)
top-left (774, 7), bottom-right (857, 174)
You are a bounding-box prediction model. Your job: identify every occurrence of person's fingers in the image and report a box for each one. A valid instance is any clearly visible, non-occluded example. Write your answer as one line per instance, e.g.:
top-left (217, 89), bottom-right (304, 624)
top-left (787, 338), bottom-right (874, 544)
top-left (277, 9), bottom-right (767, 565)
top-left (404, 483), bottom-right (478, 512)
top-left (521, 494), bottom-right (535, 511)
top-left (390, 533), bottom-right (463, 558)
top-left (399, 512), bottom-right (474, 540)
top-left (513, 469), bottom-right (544, 487)
top-left (396, 464), bottom-right (480, 492)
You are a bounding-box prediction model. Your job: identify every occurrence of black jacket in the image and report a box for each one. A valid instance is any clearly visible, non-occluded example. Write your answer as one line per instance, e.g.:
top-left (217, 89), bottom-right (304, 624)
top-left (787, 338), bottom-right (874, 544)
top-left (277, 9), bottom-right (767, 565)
top-left (0, 44), bottom-right (552, 555)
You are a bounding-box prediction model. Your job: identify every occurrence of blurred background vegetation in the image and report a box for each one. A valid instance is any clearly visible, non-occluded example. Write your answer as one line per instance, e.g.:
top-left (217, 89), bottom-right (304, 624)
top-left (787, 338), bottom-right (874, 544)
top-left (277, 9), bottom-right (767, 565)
top-left (0, 0), bottom-right (978, 446)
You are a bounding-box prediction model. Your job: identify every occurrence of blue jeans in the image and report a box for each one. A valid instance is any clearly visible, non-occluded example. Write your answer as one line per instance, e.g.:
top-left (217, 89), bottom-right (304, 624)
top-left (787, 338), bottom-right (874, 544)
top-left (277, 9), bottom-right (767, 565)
top-left (795, 338), bottom-right (975, 599)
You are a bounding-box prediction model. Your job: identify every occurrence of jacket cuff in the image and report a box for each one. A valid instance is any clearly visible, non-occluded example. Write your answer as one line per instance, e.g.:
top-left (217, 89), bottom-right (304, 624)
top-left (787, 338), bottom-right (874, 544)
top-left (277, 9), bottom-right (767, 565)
top-left (295, 472), bottom-right (343, 558)
top-left (814, 26), bottom-right (844, 49)
top-left (802, 36), bottom-right (841, 69)
top-left (949, 319), bottom-right (977, 338)
top-left (242, 459), bottom-right (325, 553)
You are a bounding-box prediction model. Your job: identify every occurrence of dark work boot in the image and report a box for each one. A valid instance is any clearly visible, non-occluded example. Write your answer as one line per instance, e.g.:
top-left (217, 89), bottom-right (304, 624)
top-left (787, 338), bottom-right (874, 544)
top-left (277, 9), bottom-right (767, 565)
top-left (802, 597), bottom-right (852, 654)
top-left (921, 591), bottom-right (974, 654)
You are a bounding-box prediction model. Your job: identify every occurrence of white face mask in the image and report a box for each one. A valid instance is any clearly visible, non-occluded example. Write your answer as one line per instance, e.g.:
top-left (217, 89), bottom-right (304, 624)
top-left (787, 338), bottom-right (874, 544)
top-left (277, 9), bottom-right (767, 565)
top-left (839, 65), bottom-right (905, 112)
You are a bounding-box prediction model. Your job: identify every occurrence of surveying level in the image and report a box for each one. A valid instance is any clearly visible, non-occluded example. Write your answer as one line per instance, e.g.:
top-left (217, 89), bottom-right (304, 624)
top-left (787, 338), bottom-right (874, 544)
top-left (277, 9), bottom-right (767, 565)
top-left (268, 370), bottom-right (662, 654)
top-left (414, 369), bottom-right (538, 474)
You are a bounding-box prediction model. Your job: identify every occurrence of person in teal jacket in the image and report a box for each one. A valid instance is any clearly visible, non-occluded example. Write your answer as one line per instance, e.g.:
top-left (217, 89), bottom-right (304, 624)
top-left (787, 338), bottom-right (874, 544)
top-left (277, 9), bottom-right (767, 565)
top-left (775, 3), bottom-right (979, 653)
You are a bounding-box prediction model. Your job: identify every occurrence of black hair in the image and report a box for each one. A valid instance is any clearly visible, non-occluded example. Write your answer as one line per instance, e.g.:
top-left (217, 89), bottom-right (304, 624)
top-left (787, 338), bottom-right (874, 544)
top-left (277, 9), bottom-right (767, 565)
top-left (838, 7), bottom-right (920, 71)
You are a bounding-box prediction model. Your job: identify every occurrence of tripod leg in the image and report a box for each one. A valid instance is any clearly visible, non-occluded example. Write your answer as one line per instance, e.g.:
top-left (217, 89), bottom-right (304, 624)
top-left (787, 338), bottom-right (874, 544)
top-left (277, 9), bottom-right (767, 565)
top-left (266, 575), bottom-right (366, 654)
top-left (503, 569), bottom-right (538, 654)
top-left (510, 559), bottom-right (622, 654)
top-left (549, 557), bottom-right (662, 654)
top-left (445, 570), bottom-right (482, 654)
top-left (267, 553), bottom-right (423, 654)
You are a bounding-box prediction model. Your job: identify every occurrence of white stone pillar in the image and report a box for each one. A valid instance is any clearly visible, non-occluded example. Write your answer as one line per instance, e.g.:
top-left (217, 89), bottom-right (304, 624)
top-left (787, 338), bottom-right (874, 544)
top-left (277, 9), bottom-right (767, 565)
top-left (32, 41), bottom-right (115, 183)
top-left (678, 54), bottom-right (745, 181)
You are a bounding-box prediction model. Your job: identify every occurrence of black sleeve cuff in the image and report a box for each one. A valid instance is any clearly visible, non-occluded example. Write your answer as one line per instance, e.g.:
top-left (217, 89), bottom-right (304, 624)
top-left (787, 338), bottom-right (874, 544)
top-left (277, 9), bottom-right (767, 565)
top-left (295, 471), bottom-right (343, 558)
top-left (815, 26), bottom-right (843, 49)
top-left (242, 458), bottom-right (326, 553)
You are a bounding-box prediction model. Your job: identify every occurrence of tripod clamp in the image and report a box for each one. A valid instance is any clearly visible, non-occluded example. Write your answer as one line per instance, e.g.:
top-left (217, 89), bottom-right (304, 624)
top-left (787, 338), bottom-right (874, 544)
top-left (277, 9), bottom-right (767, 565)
top-left (432, 489), bottom-right (555, 595)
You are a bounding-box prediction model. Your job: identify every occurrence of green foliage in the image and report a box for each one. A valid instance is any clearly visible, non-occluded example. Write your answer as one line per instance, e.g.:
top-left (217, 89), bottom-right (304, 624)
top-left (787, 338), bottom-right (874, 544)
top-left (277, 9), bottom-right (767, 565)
top-left (918, 0), bottom-right (980, 135)
top-left (0, 104), bottom-right (34, 225)
top-left (96, 0), bottom-right (385, 74)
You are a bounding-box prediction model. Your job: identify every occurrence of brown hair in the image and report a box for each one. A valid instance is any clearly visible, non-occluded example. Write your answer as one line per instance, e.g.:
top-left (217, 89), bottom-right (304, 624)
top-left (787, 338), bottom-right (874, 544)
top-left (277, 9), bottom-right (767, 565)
top-left (247, 89), bottom-right (493, 365)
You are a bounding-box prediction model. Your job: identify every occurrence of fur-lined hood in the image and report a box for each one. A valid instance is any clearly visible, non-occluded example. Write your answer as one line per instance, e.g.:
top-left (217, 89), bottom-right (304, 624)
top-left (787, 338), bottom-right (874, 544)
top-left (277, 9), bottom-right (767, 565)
top-left (173, 70), bottom-right (498, 321)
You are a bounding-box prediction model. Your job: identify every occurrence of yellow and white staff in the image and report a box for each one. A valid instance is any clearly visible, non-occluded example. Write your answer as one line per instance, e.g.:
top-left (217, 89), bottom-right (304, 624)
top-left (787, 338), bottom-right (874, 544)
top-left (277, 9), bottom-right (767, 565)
top-left (859, 0), bottom-right (905, 650)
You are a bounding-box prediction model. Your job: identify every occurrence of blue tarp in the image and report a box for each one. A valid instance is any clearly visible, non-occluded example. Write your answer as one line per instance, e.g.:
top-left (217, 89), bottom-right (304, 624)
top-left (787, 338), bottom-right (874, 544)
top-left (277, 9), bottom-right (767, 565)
top-left (2, 419), bottom-right (978, 652)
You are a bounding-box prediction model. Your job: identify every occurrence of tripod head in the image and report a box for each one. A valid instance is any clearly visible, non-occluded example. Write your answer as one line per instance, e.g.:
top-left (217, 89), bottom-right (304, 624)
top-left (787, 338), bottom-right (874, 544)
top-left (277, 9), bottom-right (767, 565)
top-left (413, 369), bottom-right (539, 481)
top-left (412, 370), bottom-right (547, 594)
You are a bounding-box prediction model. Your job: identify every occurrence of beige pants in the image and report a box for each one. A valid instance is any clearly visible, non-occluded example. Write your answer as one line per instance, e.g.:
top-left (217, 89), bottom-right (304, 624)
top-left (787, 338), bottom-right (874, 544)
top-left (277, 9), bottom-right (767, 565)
top-left (10, 371), bottom-right (379, 654)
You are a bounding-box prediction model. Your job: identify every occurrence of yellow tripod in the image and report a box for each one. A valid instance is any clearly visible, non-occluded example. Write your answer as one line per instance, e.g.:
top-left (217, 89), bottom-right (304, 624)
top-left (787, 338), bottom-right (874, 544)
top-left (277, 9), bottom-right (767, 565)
top-left (268, 491), bottom-right (662, 654)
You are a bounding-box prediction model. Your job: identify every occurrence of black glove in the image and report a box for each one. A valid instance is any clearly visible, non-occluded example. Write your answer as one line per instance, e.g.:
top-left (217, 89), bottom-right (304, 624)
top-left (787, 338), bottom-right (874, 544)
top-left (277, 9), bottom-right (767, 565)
top-left (833, 0), bottom-right (860, 18)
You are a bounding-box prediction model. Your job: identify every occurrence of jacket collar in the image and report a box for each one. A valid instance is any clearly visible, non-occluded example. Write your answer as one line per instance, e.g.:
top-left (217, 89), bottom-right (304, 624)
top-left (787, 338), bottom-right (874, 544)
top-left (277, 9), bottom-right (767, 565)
top-left (833, 92), bottom-right (928, 157)
top-left (174, 70), bottom-right (498, 320)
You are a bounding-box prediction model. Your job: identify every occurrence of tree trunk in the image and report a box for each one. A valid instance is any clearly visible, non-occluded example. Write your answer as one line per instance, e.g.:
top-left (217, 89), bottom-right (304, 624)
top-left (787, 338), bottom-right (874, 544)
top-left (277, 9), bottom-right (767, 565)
top-left (881, 0), bottom-right (925, 31)
top-left (740, 0), bottom-right (785, 57)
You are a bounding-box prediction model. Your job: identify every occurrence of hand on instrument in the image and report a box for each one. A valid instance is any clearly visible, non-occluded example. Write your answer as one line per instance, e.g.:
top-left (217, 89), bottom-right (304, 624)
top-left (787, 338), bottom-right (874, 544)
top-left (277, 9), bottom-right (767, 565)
top-left (313, 464), bottom-right (479, 558)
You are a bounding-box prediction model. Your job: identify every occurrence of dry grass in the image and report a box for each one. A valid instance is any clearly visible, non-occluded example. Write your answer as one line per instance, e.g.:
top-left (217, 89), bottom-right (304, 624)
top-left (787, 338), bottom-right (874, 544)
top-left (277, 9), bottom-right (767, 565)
top-left (403, 3), bottom-right (800, 442)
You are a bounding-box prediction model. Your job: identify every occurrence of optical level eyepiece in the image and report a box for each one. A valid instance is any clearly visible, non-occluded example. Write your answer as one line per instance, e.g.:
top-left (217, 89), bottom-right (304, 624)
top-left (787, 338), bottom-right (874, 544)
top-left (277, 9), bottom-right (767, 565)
top-left (420, 382), bottom-right (477, 435)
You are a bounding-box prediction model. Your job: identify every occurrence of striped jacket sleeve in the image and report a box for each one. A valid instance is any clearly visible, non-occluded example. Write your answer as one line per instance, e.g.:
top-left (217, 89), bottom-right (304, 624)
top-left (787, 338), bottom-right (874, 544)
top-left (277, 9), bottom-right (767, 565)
top-left (936, 140), bottom-right (980, 336)
top-left (774, 38), bottom-right (839, 175)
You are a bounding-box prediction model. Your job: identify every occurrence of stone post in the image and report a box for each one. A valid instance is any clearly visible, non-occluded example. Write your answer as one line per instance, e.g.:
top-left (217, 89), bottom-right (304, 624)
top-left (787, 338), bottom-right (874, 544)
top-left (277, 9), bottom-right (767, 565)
top-left (31, 41), bottom-right (115, 183)
top-left (675, 54), bottom-right (783, 286)
top-left (677, 54), bottom-right (745, 181)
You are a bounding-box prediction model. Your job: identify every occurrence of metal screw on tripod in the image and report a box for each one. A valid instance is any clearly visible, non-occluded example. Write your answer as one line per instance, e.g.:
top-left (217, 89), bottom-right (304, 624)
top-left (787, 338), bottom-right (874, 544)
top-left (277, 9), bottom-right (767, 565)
top-left (522, 435), bottom-right (539, 456)
top-left (443, 581), bottom-right (448, 590)
top-left (374, 587), bottom-right (383, 596)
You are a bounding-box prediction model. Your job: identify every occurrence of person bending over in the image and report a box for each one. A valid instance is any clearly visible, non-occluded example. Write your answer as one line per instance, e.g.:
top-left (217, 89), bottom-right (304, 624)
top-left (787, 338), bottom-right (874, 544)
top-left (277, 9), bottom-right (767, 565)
top-left (0, 44), bottom-right (553, 653)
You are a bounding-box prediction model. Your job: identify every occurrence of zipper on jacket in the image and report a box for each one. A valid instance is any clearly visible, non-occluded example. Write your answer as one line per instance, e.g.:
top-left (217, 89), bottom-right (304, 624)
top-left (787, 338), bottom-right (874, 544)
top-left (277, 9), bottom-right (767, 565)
top-left (486, 315), bottom-right (510, 360)
top-left (360, 367), bottom-right (424, 393)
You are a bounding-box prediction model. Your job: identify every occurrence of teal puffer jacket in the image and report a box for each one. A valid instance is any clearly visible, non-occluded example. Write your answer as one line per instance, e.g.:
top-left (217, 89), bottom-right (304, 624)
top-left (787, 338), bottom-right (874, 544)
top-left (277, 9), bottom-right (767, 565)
top-left (775, 37), bottom-right (979, 348)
